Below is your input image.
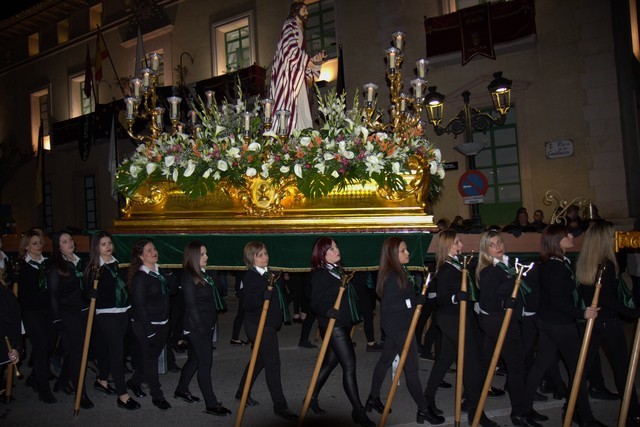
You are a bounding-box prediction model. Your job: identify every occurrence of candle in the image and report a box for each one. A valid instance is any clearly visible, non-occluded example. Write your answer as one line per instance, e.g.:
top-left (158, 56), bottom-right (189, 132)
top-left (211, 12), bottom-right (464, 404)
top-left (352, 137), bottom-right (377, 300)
top-left (416, 59), bottom-right (429, 79)
top-left (167, 96), bottom-right (181, 120)
top-left (141, 68), bottom-right (152, 90)
top-left (386, 47), bottom-right (399, 70)
top-left (276, 110), bottom-right (290, 135)
top-left (155, 107), bottom-right (164, 129)
top-left (125, 97), bottom-right (135, 118)
top-left (411, 78), bottom-right (425, 99)
top-left (400, 95), bottom-right (407, 112)
top-left (243, 112), bottom-right (252, 132)
top-left (188, 110), bottom-right (197, 125)
top-left (262, 98), bottom-right (274, 120)
top-left (363, 83), bottom-right (378, 103)
top-left (149, 53), bottom-right (161, 73)
top-left (392, 31), bottom-right (405, 51)
top-left (130, 78), bottom-right (142, 98)
top-left (205, 90), bottom-right (213, 109)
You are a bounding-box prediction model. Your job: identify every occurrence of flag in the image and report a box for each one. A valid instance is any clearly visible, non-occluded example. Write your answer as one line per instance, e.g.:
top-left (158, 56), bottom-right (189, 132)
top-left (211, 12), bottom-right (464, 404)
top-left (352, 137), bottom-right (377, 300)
top-left (336, 44), bottom-right (345, 96)
top-left (95, 29), bottom-right (109, 81)
top-left (84, 44), bottom-right (93, 98)
top-left (107, 115), bottom-right (118, 200)
top-left (134, 26), bottom-right (147, 77)
top-left (35, 123), bottom-right (44, 206)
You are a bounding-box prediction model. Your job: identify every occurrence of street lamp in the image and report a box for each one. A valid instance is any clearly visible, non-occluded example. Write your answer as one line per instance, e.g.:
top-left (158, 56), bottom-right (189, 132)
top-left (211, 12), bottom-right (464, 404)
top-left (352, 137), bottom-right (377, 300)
top-left (423, 71), bottom-right (513, 230)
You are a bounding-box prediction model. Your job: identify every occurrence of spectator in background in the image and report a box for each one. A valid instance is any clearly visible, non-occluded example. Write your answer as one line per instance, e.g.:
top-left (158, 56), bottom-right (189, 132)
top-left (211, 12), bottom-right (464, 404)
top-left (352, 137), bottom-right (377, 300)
top-left (564, 205), bottom-right (587, 237)
top-left (436, 218), bottom-right (450, 232)
top-left (502, 208), bottom-right (536, 236)
top-left (450, 216), bottom-right (465, 232)
top-left (531, 210), bottom-right (547, 232)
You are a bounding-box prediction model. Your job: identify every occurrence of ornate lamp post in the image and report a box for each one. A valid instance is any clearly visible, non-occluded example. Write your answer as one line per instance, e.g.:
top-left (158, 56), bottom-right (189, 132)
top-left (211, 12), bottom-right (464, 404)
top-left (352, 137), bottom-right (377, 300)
top-left (423, 71), bottom-right (513, 229)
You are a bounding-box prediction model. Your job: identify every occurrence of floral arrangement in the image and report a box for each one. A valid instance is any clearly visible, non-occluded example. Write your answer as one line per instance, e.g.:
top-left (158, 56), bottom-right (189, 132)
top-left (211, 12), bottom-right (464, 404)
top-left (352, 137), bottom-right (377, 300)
top-left (115, 89), bottom-right (445, 203)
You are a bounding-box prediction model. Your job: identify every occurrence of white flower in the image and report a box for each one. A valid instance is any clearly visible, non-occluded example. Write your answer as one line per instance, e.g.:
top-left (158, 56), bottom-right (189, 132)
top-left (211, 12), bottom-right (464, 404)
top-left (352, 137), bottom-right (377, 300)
top-left (315, 162), bottom-right (326, 174)
top-left (213, 171), bottom-right (221, 180)
top-left (203, 168), bottom-right (212, 178)
top-left (434, 148), bottom-right (442, 162)
top-left (246, 167), bottom-right (257, 177)
top-left (184, 160), bottom-right (196, 177)
top-left (331, 170), bottom-right (339, 178)
top-left (248, 142), bottom-right (261, 152)
top-left (130, 164), bottom-right (142, 178)
top-left (260, 169), bottom-right (269, 179)
top-left (294, 163), bottom-right (303, 178)
top-left (365, 155), bottom-right (384, 175)
top-left (429, 160), bottom-right (437, 175)
top-left (227, 147), bottom-right (240, 158)
top-left (217, 160), bottom-right (229, 171)
top-left (172, 169), bottom-right (179, 182)
top-left (323, 152), bottom-right (333, 161)
top-left (214, 125), bottom-right (225, 137)
top-left (392, 162), bottom-right (401, 174)
top-left (437, 165), bottom-right (445, 179)
top-left (165, 156), bottom-right (175, 167)
top-left (280, 165), bottom-right (290, 173)
top-left (145, 163), bottom-right (156, 175)
top-left (300, 137), bottom-right (312, 147)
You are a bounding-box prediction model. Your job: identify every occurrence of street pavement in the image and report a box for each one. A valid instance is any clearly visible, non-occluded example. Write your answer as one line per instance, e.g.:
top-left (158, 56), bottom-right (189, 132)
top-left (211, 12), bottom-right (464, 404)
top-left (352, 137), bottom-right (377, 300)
top-left (0, 295), bottom-right (626, 427)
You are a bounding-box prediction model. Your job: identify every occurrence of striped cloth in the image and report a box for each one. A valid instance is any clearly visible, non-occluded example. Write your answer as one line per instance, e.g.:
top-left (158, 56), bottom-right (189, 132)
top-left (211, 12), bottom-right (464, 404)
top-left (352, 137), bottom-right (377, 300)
top-left (270, 18), bottom-right (320, 135)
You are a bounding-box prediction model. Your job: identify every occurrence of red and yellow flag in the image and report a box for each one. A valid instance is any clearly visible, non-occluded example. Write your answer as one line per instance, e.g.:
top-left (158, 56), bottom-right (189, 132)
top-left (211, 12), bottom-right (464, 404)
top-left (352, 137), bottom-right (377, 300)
top-left (95, 31), bottom-right (109, 81)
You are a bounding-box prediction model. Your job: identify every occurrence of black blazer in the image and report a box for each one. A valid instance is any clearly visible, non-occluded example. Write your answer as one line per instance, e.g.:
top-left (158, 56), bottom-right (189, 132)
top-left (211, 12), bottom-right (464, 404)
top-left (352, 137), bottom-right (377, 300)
top-left (538, 259), bottom-right (583, 324)
top-left (182, 272), bottom-right (218, 336)
top-left (18, 259), bottom-right (49, 311)
top-left (580, 259), bottom-right (639, 321)
top-left (49, 260), bottom-right (85, 320)
top-left (435, 262), bottom-right (465, 316)
top-left (310, 268), bottom-right (353, 329)
top-left (379, 271), bottom-right (417, 333)
top-left (242, 269), bottom-right (283, 329)
top-left (478, 263), bottom-right (523, 318)
top-left (84, 262), bottom-right (130, 309)
top-left (130, 268), bottom-right (177, 336)
top-left (0, 283), bottom-right (21, 364)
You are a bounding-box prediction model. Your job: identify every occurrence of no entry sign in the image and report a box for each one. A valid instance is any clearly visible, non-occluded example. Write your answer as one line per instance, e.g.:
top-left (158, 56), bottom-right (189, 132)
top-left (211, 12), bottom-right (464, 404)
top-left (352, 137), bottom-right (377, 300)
top-left (458, 170), bottom-right (488, 204)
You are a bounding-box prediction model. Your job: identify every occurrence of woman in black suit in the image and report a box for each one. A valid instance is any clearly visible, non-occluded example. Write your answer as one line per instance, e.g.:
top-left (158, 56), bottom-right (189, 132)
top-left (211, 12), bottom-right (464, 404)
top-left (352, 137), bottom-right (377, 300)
top-left (127, 238), bottom-right (176, 410)
top-left (84, 230), bottom-right (140, 410)
top-left (577, 220), bottom-right (640, 426)
top-left (17, 228), bottom-right (57, 403)
top-left (523, 224), bottom-right (600, 426)
top-left (427, 230), bottom-right (497, 426)
top-left (48, 229), bottom-right (93, 409)
top-left (308, 237), bottom-right (373, 427)
top-left (235, 241), bottom-right (296, 421)
top-left (366, 237), bottom-right (442, 425)
top-left (0, 272), bottom-right (21, 401)
top-left (175, 240), bottom-right (231, 416)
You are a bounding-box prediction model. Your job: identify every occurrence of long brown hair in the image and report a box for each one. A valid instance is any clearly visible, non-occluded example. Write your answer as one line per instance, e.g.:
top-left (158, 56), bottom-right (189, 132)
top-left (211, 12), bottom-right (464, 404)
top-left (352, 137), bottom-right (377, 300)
top-left (540, 224), bottom-right (567, 262)
top-left (183, 240), bottom-right (206, 286)
top-left (436, 230), bottom-right (457, 270)
top-left (475, 230), bottom-right (503, 286)
top-left (576, 220), bottom-right (618, 285)
top-left (127, 238), bottom-right (153, 291)
top-left (376, 237), bottom-right (407, 297)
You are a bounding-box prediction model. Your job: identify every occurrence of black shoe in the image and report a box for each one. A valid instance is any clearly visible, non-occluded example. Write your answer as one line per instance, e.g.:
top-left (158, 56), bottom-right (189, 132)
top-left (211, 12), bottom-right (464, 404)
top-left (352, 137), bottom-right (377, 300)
top-left (495, 366), bottom-right (507, 376)
top-left (38, 390), bottom-right (57, 404)
top-left (80, 394), bottom-right (94, 409)
top-left (352, 408), bottom-right (376, 427)
top-left (511, 415), bottom-right (542, 427)
top-left (126, 379), bottom-right (147, 398)
top-left (94, 380), bottom-right (116, 395)
top-left (588, 385), bottom-right (619, 400)
top-left (235, 391), bottom-right (259, 406)
top-left (460, 398), bottom-right (469, 413)
top-left (425, 395), bottom-right (443, 416)
top-left (54, 380), bottom-right (75, 395)
top-left (274, 407), bottom-right (297, 420)
top-left (528, 409), bottom-right (549, 422)
top-left (117, 397), bottom-right (141, 410)
top-left (420, 352), bottom-right (435, 361)
top-left (174, 390), bottom-right (200, 403)
top-left (167, 364), bottom-right (181, 373)
top-left (230, 339), bottom-right (248, 346)
top-left (417, 406), bottom-right (445, 424)
top-left (476, 412), bottom-right (500, 427)
top-left (365, 395), bottom-right (388, 414)
top-left (152, 398), bottom-right (171, 410)
top-left (538, 379), bottom-right (554, 394)
top-left (628, 415), bottom-right (640, 426)
top-left (206, 404), bottom-right (232, 416)
top-left (488, 386), bottom-right (505, 398)
top-left (533, 391), bottom-right (548, 402)
top-left (366, 342), bottom-right (383, 352)
top-left (308, 396), bottom-right (327, 415)
top-left (298, 340), bottom-right (318, 349)
top-left (438, 380), bottom-right (452, 389)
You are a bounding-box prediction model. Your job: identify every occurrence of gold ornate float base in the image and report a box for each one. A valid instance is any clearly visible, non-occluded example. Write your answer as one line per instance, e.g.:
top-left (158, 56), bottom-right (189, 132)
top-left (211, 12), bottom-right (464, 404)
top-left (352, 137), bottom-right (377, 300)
top-left (111, 178), bottom-right (436, 233)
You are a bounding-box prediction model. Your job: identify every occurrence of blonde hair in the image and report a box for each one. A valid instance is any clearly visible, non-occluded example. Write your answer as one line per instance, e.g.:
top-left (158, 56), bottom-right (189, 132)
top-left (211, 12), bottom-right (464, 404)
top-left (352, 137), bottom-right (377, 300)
top-left (243, 241), bottom-right (266, 269)
top-left (19, 228), bottom-right (45, 258)
top-left (475, 230), bottom-right (503, 286)
top-left (575, 221), bottom-right (618, 285)
top-left (436, 230), bottom-right (457, 270)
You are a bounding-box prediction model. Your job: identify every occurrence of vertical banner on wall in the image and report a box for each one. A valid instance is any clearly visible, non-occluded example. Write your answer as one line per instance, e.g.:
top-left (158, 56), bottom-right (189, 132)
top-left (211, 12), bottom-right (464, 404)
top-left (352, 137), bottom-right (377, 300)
top-left (459, 3), bottom-right (495, 65)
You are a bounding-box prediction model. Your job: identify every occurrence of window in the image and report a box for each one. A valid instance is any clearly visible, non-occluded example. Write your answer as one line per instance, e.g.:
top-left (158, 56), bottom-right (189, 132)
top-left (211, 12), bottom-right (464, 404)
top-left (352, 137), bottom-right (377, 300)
top-left (89, 3), bottom-right (103, 30)
top-left (473, 108), bottom-right (522, 225)
top-left (28, 33), bottom-right (39, 56)
top-left (30, 89), bottom-right (50, 152)
top-left (212, 12), bottom-right (256, 76)
top-left (69, 74), bottom-right (93, 118)
top-left (84, 175), bottom-right (97, 229)
top-left (57, 19), bottom-right (69, 44)
top-left (305, 0), bottom-right (336, 59)
top-left (44, 182), bottom-right (53, 235)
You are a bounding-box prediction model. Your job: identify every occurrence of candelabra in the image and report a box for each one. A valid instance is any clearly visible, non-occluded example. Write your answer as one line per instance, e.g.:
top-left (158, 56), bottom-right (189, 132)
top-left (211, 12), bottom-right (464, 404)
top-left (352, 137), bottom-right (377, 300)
top-left (543, 190), bottom-right (595, 225)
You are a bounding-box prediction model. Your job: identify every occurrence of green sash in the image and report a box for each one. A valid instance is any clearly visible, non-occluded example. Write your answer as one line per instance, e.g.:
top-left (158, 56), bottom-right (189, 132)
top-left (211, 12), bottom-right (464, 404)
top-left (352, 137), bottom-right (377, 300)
top-left (104, 263), bottom-right (129, 307)
top-left (496, 260), bottom-right (531, 303)
top-left (202, 273), bottom-right (227, 312)
top-left (148, 270), bottom-right (169, 295)
top-left (28, 259), bottom-right (47, 291)
top-left (617, 276), bottom-right (635, 309)
top-left (446, 256), bottom-right (478, 302)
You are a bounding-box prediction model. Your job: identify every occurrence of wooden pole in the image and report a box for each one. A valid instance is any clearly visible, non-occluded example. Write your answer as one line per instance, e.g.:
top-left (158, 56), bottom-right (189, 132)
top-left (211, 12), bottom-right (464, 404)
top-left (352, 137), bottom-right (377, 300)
top-left (563, 265), bottom-right (605, 427)
top-left (455, 256), bottom-right (471, 427)
top-left (619, 318), bottom-right (640, 426)
top-left (298, 270), bottom-right (354, 427)
top-left (4, 336), bottom-right (20, 402)
top-left (472, 261), bottom-right (533, 427)
top-left (235, 272), bottom-right (280, 427)
top-left (73, 267), bottom-right (101, 416)
top-left (379, 273), bottom-right (431, 427)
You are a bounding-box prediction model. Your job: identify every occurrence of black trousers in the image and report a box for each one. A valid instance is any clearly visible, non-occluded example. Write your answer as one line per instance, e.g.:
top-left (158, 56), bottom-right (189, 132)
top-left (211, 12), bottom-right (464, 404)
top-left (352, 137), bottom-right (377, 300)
top-left (479, 314), bottom-right (528, 417)
top-left (22, 309), bottom-right (56, 394)
top-left (369, 329), bottom-right (427, 410)
top-left (130, 321), bottom-right (169, 400)
top-left (58, 310), bottom-right (87, 394)
top-left (314, 326), bottom-right (364, 411)
top-left (238, 323), bottom-right (287, 411)
top-left (525, 320), bottom-right (593, 422)
top-left (585, 317), bottom-right (640, 417)
top-left (352, 272), bottom-right (377, 343)
top-left (94, 311), bottom-right (129, 396)
top-left (177, 328), bottom-right (219, 407)
top-left (231, 289), bottom-right (246, 341)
